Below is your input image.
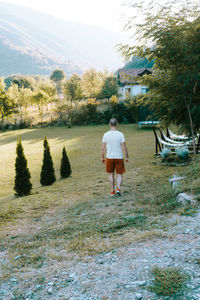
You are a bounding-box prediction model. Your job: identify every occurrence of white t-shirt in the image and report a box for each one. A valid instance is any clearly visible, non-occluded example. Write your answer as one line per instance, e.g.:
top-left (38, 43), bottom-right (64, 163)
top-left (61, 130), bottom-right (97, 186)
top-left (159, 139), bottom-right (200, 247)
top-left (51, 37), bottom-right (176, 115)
top-left (102, 130), bottom-right (125, 159)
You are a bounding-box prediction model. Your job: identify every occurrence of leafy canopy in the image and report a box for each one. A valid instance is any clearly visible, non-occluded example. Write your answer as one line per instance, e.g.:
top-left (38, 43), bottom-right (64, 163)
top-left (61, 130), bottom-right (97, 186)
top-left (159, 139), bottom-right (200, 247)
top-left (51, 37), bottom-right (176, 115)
top-left (119, 0), bottom-right (200, 134)
top-left (64, 74), bottom-right (83, 102)
top-left (0, 79), bottom-right (15, 128)
top-left (50, 69), bottom-right (65, 83)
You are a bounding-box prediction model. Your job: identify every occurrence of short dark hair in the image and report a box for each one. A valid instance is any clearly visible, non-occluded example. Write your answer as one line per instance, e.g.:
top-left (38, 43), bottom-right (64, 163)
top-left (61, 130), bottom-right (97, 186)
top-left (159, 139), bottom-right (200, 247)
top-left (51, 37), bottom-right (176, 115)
top-left (109, 118), bottom-right (118, 127)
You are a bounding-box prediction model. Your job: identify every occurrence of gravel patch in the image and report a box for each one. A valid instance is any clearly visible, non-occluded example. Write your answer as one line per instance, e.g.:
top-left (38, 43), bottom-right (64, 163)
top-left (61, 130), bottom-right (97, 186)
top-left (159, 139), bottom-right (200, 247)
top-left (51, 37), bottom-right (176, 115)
top-left (0, 210), bottom-right (199, 300)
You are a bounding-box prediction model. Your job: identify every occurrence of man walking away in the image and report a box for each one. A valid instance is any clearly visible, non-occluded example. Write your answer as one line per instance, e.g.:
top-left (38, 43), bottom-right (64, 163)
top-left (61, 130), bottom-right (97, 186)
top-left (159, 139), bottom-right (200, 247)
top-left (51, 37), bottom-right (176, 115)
top-left (101, 118), bottom-right (129, 196)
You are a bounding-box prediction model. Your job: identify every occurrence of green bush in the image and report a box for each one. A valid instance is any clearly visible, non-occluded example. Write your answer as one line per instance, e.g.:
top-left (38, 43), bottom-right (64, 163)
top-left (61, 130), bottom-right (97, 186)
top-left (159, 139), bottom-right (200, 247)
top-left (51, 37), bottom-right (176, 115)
top-left (40, 137), bottom-right (56, 186)
top-left (175, 147), bottom-right (189, 159)
top-left (60, 147), bottom-right (72, 178)
top-left (70, 101), bottom-right (99, 125)
top-left (85, 100), bottom-right (98, 123)
top-left (71, 105), bottom-right (87, 125)
top-left (160, 148), bottom-right (171, 159)
top-left (149, 266), bottom-right (187, 296)
top-left (3, 97), bottom-right (141, 129)
top-left (14, 139), bottom-right (32, 196)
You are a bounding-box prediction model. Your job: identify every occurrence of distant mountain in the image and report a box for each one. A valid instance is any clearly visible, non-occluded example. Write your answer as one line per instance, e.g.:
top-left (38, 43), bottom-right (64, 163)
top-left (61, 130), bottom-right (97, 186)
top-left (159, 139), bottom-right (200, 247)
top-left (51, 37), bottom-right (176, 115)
top-left (0, 3), bottom-right (125, 76)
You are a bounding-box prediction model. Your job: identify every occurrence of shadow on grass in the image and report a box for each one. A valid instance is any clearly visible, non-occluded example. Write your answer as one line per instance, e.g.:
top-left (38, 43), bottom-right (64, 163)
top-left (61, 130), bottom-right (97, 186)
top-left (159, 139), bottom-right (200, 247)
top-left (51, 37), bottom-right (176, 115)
top-left (0, 127), bottom-right (85, 146)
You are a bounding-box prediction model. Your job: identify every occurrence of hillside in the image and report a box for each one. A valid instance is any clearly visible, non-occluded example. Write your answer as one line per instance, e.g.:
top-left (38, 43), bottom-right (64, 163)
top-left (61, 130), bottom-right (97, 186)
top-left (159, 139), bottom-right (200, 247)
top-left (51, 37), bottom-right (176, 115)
top-left (0, 3), bottom-right (125, 76)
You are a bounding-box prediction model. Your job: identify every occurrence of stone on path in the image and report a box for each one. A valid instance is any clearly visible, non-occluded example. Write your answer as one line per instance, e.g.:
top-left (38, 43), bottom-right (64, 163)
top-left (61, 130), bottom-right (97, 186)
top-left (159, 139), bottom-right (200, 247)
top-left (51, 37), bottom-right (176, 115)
top-left (176, 193), bottom-right (197, 206)
top-left (169, 175), bottom-right (186, 188)
top-left (134, 293), bottom-right (143, 299)
top-left (47, 287), bottom-right (53, 295)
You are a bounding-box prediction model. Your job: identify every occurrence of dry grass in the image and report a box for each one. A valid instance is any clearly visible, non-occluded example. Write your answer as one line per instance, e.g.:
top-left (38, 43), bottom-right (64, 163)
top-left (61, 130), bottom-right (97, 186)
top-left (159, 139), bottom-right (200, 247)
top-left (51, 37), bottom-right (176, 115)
top-left (0, 124), bottom-right (195, 283)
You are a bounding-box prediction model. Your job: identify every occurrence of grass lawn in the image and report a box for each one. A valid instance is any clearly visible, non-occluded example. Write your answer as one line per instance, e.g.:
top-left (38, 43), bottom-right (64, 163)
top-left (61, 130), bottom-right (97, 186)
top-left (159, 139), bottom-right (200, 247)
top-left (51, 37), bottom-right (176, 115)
top-left (0, 124), bottom-right (174, 198)
top-left (0, 124), bottom-right (194, 282)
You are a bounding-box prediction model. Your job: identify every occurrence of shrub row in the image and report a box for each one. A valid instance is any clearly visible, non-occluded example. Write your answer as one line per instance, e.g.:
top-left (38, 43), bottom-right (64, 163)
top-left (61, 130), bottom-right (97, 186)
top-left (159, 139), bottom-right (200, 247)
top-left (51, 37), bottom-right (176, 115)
top-left (71, 100), bottom-right (139, 125)
top-left (14, 138), bottom-right (71, 196)
top-left (2, 99), bottom-right (141, 130)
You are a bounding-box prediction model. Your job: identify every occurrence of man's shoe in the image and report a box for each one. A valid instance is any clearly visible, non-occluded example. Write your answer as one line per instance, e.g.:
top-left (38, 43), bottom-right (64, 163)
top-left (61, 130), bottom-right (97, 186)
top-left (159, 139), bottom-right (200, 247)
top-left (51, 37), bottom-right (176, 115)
top-left (110, 191), bottom-right (115, 197)
top-left (115, 188), bottom-right (121, 196)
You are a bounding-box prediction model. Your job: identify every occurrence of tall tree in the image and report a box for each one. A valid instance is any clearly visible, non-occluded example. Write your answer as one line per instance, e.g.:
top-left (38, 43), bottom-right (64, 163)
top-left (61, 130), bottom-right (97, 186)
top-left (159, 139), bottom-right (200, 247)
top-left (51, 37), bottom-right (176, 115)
top-left (63, 74), bottom-right (83, 125)
top-left (39, 81), bottom-right (56, 99)
top-left (40, 138), bottom-right (56, 186)
top-left (119, 0), bottom-right (200, 158)
top-left (50, 69), bottom-right (65, 93)
top-left (82, 68), bottom-right (104, 98)
top-left (31, 91), bottom-right (47, 123)
top-left (9, 75), bottom-right (36, 90)
top-left (31, 84), bottom-right (54, 123)
top-left (63, 74), bottom-right (83, 104)
top-left (100, 76), bottom-right (119, 100)
top-left (0, 79), bottom-right (15, 131)
top-left (8, 84), bottom-right (33, 122)
top-left (14, 138), bottom-right (32, 196)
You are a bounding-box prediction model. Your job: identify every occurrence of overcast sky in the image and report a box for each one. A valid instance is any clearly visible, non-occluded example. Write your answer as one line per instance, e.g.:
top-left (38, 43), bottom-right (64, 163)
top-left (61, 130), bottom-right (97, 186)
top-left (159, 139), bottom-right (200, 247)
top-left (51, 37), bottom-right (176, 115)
top-left (2, 0), bottom-right (128, 33)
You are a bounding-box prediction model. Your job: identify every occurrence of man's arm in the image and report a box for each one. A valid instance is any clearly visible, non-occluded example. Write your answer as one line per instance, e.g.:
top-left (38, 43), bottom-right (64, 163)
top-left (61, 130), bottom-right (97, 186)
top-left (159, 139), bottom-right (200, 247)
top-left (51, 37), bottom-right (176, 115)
top-left (101, 142), bottom-right (106, 163)
top-left (122, 142), bottom-right (129, 162)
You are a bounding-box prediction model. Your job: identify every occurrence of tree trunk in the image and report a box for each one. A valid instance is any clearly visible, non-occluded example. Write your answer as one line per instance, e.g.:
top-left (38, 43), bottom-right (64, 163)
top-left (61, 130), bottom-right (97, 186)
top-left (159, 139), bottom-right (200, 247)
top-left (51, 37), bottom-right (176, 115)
top-left (19, 106), bottom-right (23, 123)
top-left (68, 99), bottom-right (73, 127)
top-left (38, 105), bottom-right (43, 125)
top-left (1, 115), bottom-right (5, 132)
top-left (186, 103), bottom-right (196, 160)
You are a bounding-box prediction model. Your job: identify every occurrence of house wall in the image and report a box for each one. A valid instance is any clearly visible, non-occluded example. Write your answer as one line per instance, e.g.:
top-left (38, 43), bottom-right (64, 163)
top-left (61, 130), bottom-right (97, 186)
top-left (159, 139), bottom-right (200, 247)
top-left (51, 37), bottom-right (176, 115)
top-left (119, 84), bottom-right (148, 100)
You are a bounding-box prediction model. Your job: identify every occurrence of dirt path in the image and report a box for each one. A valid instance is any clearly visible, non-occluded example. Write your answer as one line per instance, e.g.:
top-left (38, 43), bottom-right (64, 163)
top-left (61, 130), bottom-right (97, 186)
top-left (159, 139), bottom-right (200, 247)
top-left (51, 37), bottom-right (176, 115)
top-left (0, 208), bottom-right (199, 300)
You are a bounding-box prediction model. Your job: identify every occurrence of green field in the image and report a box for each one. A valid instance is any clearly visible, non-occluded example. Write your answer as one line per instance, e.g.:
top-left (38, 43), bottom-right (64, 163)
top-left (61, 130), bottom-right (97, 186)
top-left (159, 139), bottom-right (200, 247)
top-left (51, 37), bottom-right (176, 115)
top-left (0, 124), bottom-right (168, 199)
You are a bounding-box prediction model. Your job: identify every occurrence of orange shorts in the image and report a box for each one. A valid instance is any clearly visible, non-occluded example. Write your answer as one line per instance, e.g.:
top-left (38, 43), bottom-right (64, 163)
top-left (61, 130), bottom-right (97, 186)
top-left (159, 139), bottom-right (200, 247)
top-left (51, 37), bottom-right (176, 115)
top-left (106, 158), bottom-right (125, 174)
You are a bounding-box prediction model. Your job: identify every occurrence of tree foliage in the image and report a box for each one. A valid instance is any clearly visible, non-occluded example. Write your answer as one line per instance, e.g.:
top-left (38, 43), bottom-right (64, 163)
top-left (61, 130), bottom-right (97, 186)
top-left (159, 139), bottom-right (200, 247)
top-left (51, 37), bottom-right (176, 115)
top-left (54, 103), bottom-right (71, 125)
top-left (8, 84), bottom-right (33, 122)
top-left (50, 69), bottom-right (65, 83)
top-left (39, 81), bottom-right (57, 99)
top-left (82, 68), bottom-right (104, 98)
top-left (119, 0), bottom-right (200, 156)
top-left (40, 137), bottom-right (56, 186)
top-left (50, 69), bottom-right (65, 93)
top-left (31, 82), bottom-right (56, 123)
top-left (14, 139), bottom-right (32, 196)
top-left (60, 147), bottom-right (72, 178)
top-left (5, 75), bottom-right (36, 90)
top-left (0, 79), bottom-right (15, 130)
top-left (63, 74), bottom-right (83, 103)
top-left (100, 76), bottom-right (119, 100)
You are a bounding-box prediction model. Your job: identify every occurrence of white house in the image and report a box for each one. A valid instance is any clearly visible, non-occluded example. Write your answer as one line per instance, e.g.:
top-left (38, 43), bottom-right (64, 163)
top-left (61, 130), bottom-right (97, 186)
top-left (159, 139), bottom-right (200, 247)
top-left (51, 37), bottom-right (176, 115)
top-left (117, 68), bottom-right (152, 99)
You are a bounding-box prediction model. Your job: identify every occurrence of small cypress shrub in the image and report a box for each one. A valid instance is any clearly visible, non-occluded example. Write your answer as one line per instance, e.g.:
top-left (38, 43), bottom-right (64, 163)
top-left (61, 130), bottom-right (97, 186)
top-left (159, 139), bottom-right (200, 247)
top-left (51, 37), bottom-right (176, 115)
top-left (40, 137), bottom-right (56, 186)
top-left (14, 138), bottom-right (32, 196)
top-left (160, 148), bottom-right (171, 159)
top-left (60, 146), bottom-right (72, 178)
top-left (175, 147), bottom-right (189, 159)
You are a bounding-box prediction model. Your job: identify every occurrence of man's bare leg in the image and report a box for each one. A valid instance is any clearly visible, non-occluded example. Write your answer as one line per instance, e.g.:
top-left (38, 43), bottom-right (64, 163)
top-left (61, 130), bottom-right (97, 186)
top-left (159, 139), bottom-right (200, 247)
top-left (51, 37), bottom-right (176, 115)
top-left (117, 174), bottom-right (123, 190)
top-left (109, 172), bottom-right (115, 192)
